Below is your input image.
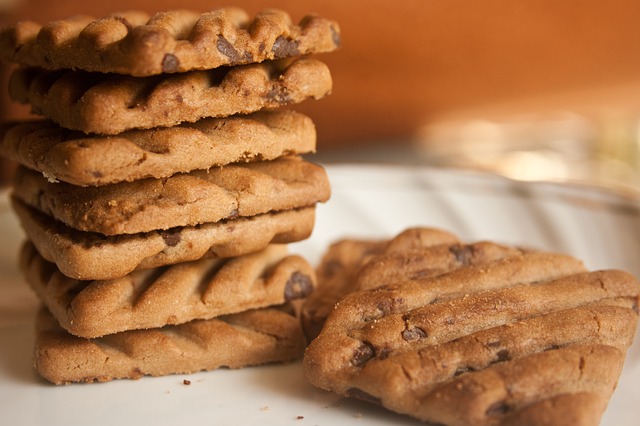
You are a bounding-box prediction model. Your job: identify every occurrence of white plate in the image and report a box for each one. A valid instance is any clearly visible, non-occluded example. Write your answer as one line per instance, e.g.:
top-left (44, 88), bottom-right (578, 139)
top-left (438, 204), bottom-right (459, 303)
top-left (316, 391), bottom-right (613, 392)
top-left (1, 164), bottom-right (639, 425)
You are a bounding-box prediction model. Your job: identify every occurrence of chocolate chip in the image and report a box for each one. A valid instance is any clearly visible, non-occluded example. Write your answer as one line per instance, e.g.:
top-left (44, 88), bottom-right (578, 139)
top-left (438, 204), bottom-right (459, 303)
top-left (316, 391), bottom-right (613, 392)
top-left (449, 244), bottom-right (474, 265)
top-left (377, 347), bottom-right (391, 360)
top-left (346, 387), bottom-right (381, 405)
top-left (486, 401), bottom-right (511, 416)
top-left (351, 342), bottom-right (375, 367)
top-left (402, 326), bottom-right (427, 342)
top-left (162, 53), bottom-right (180, 73)
top-left (330, 25), bottom-right (341, 47)
top-left (216, 36), bottom-right (240, 62)
top-left (284, 271), bottom-right (313, 300)
top-left (377, 299), bottom-right (393, 314)
top-left (272, 35), bottom-right (300, 58)
top-left (265, 86), bottom-right (292, 104)
top-left (160, 229), bottom-right (181, 247)
top-left (495, 349), bottom-right (510, 362)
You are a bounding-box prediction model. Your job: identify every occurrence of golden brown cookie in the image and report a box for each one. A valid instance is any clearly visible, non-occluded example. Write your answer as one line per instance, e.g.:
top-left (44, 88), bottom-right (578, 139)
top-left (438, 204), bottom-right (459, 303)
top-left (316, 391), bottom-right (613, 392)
top-left (0, 110), bottom-right (316, 186)
top-left (35, 303), bottom-right (305, 384)
top-left (0, 8), bottom-right (340, 76)
top-left (355, 241), bottom-right (526, 290)
top-left (300, 238), bottom-right (387, 341)
top-left (21, 241), bottom-right (315, 338)
top-left (304, 247), bottom-right (640, 425)
top-left (12, 197), bottom-right (316, 280)
top-left (12, 155), bottom-right (330, 235)
top-left (300, 227), bottom-right (461, 340)
top-left (9, 57), bottom-right (332, 134)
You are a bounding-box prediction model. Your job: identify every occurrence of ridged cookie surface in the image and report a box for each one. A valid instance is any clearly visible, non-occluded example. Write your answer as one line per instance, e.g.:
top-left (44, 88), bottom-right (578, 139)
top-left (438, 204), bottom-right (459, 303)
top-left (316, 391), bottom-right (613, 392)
top-left (0, 110), bottom-right (316, 186)
top-left (304, 245), bottom-right (640, 426)
top-left (12, 197), bottom-right (316, 280)
top-left (0, 8), bottom-right (340, 76)
top-left (35, 304), bottom-right (305, 384)
top-left (22, 242), bottom-right (315, 338)
top-left (13, 156), bottom-right (330, 235)
top-left (301, 227), bottom-right (462, 340)
top-left (9, 57), bottom-right (331, 134)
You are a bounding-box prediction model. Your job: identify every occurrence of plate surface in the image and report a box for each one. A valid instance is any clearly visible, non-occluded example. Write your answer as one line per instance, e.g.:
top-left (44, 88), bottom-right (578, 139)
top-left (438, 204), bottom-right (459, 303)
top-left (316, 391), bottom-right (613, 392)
top-left (1, 164), bottom-right (639, 425)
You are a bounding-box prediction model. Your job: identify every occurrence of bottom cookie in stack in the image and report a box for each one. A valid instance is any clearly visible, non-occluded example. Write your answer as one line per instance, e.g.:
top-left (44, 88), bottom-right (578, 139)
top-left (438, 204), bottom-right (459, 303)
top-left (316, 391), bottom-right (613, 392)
top-left (22, 241), bottom-right (316, 384)
top-left (34, 304), bottom-right (305, 385)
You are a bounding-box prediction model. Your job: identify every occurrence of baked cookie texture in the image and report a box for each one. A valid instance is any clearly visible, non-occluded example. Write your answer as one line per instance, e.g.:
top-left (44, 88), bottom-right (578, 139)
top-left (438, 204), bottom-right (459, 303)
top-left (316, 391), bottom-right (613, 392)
top-left (9, 57), bottom-right (332, 134)
top-left (12, 197), bottom-right (316, 281)
top-left (304, 229), bottom-right (640, 426)
top-left (12, 155), bottom-right (330, 235)
top-left (0, 6), bottom-right (340, 383)
top-left (0, 110), bottom-right (316, 186)
top-left (35, 303), bottom-right (306, 384)
top-left (0, 8), bottom-right (341, 76)
top-left (300, 227), bottom-right (523, 340)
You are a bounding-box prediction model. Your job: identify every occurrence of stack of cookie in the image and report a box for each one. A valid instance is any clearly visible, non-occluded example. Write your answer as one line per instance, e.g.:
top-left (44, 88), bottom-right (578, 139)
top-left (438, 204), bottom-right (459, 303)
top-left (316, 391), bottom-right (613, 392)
top-left (0, 7), bottom-right (340, 384)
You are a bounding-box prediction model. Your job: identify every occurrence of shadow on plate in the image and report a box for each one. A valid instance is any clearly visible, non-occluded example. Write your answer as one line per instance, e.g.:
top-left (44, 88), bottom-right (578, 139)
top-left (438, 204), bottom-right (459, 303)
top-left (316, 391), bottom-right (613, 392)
top-left (248, 360), bottom-right (424, 425)
top-left (0, 320), bottom-right (40, 384)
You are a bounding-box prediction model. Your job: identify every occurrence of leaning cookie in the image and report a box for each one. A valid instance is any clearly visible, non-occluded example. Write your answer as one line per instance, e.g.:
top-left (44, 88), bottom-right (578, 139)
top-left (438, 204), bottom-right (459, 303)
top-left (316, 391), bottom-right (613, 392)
top-left (22, 241), bottom-right (315, 338)
top-left (12, 197), bottom-right (316, 280)
top-left (304, 248), bottom-right (640, 425)
top-left (300, 227), bottom-right (461, 340)
top-left (354, 240), bottom-right (526, 290)
top-left (12, 155), bottom-right (330, 235)
top-left (300, 238), bottom-right (387, 341)
top-left (35, 303), bottom-right (306, 384)
top-left (0, 8), bottom-right (340, 76)
top-left (0, 110), bottom-right (316, 186)
top-left (9, 57), bottom-right (331, 134)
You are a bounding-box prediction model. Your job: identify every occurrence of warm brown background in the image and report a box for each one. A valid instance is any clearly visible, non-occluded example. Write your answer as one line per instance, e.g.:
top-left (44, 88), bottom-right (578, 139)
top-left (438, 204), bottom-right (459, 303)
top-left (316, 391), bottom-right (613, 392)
top-left (2, 0), bottom-right (640, 152)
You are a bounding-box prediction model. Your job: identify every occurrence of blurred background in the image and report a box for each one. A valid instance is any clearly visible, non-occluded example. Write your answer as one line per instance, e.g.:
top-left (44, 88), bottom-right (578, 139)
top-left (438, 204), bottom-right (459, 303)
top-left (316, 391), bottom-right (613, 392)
top-left (1, 0), bottom-right (640, 192)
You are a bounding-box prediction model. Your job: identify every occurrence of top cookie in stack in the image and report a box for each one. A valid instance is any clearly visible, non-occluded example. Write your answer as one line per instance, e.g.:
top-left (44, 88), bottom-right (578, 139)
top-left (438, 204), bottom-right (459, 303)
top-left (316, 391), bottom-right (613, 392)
top-left (0, 8), bottom-right (340, 76)
top-left (0, 7), bottom-right (340, 384)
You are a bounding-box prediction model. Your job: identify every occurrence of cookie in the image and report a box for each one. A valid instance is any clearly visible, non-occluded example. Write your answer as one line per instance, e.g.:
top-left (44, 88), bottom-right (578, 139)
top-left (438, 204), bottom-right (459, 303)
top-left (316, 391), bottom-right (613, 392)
top-left (300, 238), bottom-right (387, 341)
top-left (0, 8), bottom-right (341, 76)
top-left (300, 228), bottom-right (461, 340)
top-left (35, 303), bottom-right (305, 384)
top-left (12, 155), bottom-right (330, 235)
top-left (9, 57), bottom-right (332, 134)
top-left (21, 241), bottom-right (315, 338)
top-left (12, 197), bottom-right (316, 280)
top-left (304, 249), bottom-right (640, 425)
top-left (355, 241), bottom-right (526, 290)
top-left (0, 110), bottom-right (316, 186)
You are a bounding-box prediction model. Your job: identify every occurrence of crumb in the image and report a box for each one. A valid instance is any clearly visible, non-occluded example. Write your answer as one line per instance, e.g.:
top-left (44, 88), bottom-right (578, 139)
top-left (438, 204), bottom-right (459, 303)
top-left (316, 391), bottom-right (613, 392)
top-left (183, 379), bottom-right (191, 385)
top-left (296, 415), bottom-right (304, 420)
top-left (43, 171), bottom-right (59, 183)
top-left (260, 406), bottom-right (270, 412)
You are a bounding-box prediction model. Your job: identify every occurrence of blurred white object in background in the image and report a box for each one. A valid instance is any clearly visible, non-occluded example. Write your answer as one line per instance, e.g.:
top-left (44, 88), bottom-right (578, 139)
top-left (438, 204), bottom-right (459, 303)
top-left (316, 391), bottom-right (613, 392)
top-left (418, 111), bottom-right (640, 194)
